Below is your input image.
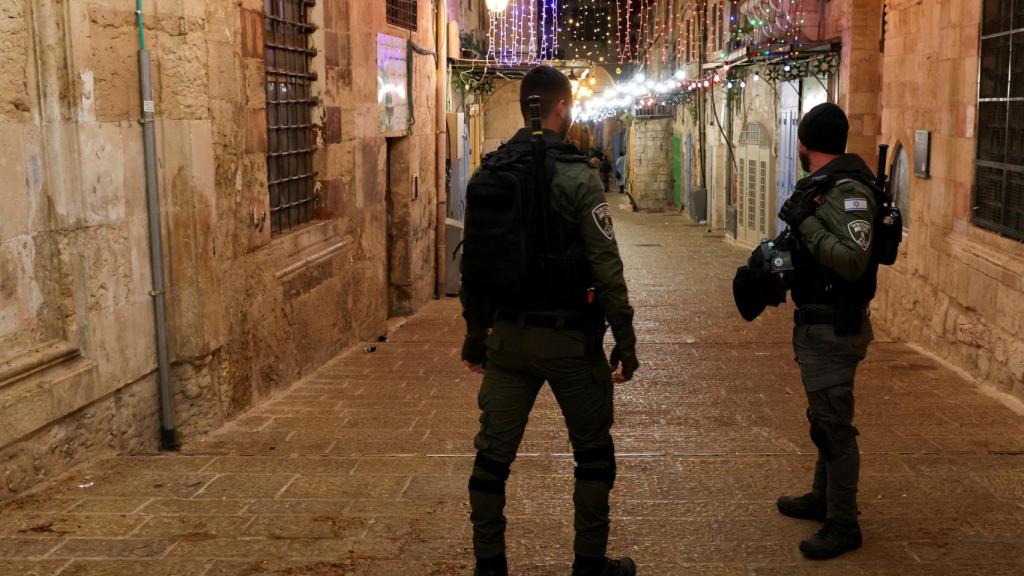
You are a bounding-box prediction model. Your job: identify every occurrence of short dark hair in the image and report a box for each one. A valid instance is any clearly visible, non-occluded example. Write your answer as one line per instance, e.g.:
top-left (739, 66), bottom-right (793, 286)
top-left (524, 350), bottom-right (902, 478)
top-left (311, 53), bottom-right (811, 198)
top-left (519, 66), bottom-right (573, 124)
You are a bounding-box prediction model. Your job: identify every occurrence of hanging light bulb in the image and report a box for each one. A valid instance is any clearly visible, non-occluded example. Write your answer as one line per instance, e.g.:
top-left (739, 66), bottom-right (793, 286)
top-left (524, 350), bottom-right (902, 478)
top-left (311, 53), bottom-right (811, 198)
top-left (485, 0), bottom-right (510, 12)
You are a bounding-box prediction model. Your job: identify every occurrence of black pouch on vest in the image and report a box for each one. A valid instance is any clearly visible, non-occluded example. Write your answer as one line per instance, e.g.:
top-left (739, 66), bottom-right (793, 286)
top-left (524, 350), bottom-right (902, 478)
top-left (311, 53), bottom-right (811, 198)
top-left (833, 299), bottom-right (863, 337)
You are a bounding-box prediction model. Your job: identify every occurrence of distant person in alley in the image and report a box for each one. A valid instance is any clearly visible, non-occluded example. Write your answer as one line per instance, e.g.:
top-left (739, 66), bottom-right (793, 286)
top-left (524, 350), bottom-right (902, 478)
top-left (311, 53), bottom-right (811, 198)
top-left (775, 103), bottom-right (881, 560)
top-left (459, 65), bottom-right (639, 576)
top-left (614, 150), bottom-right (627, 194)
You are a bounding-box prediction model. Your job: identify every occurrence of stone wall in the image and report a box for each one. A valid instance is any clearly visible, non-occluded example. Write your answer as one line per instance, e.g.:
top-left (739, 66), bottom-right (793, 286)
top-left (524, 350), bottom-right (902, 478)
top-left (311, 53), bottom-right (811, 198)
top-left (0, 0), bottom-right (440, 500)
top-left (631, 117), bottom-right (675, 212)
top-left (482, 79), bottom-right (522, 155)
top-left (821, 0), bottom-right (884, 162)
top-left (866, 0), bottom-right (1024, 399)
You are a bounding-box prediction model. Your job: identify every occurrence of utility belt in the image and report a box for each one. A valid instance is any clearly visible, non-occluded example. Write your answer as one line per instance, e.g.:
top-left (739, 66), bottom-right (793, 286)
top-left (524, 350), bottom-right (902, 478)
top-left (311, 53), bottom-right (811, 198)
top-left (494, 310), bottom-right (590, 331)
top-left (795, 306), bottom-right (870, 335)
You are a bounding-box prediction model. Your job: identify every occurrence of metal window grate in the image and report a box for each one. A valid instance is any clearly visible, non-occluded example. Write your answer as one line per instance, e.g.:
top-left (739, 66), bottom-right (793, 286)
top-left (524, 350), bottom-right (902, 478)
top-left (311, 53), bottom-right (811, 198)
top-left (387, 0), bottom-right (417, 31)
top-left (974, 0), bottom-right (1024, 241)
top-left (265, 0), bottom-right (319, 235)
top-left (759, 160), bottom-right (767, 234)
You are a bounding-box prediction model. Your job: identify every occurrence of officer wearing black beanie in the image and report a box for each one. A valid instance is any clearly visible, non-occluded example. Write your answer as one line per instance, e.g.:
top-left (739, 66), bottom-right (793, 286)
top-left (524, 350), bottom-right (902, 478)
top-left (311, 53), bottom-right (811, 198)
top-left (775, 103), bottom-right (880, 560)
top-left (798, 102), bottom-right (850, 157)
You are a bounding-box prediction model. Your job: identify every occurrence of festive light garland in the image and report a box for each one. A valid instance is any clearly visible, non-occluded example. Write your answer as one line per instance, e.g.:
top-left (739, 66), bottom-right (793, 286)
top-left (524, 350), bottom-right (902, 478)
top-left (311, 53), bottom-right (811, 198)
top-left (566, 0), bottom-right (615, 63)
top-left (574, 51), bottom-right (838, 124)
top-left (615, 0), bottom-right (662, 65)
top-left (487, 0), bottom-right (561, 65)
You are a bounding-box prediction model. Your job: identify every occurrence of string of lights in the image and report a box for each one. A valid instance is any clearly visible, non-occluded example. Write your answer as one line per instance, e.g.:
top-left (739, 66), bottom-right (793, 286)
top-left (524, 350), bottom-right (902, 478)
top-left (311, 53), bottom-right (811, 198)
top-left (487, 0), bottom-right (562, 66)
top-left (573, 51), bottom-right (838, 124)
top-left (566, 0), bottom-right (615, 63)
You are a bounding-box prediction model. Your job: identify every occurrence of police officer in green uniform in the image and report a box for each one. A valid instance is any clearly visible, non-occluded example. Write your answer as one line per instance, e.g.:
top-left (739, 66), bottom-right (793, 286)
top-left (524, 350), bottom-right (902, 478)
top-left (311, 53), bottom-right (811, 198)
top-left (460, 66), bottom-right (639, 576)
top-left (776, 103), bottom-right (878, 560)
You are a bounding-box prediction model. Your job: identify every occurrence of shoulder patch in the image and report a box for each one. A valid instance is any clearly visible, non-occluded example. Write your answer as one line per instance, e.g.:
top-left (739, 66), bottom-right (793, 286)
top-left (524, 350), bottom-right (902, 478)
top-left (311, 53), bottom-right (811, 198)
top-left (844, 197), bottom-right (870, 212)
top-left (592, 203), bottom-right (615, 240)
top-left (848, 220), bottom-right (872, 251)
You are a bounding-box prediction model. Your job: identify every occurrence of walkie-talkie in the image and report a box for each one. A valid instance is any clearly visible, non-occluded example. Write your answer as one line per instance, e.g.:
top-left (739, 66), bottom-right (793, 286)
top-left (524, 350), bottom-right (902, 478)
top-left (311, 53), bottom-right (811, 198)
top-left (874, 144), bottom-right (903, 265)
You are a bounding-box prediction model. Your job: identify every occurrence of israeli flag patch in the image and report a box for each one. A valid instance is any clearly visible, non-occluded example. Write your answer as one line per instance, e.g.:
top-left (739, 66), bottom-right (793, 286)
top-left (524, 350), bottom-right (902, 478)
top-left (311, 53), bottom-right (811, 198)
top-left (844, 198), bottom-right (869, 212)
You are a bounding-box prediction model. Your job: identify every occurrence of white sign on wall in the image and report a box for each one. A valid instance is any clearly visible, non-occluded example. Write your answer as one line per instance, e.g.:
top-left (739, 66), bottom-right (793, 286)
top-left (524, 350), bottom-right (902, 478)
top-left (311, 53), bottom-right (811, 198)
top-left (377, 33), bottom-right (409, 136)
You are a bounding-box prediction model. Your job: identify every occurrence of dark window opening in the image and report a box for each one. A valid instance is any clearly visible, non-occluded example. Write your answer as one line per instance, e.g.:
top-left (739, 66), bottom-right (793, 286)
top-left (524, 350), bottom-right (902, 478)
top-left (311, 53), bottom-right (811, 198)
top-left (974, 0), bottom-right (1024, 241)
top-left (387, 0), bottom-right (418, 31)
top-left (264, 0), bottom-right (319, 235)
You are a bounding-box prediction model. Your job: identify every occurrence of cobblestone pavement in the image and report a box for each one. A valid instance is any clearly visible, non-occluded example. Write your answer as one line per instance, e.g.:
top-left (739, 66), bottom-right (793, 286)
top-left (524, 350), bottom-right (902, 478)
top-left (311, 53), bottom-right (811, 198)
top-left (4, 195), bottom-right (1024, 576)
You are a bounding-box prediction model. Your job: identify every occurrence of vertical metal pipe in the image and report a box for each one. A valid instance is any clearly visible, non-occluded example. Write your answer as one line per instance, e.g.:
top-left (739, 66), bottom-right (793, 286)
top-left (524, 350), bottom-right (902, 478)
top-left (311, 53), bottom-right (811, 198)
top-left (137, 2), bottom-right (178, 450)
top-left (435, 0), bottom-right (448, 298)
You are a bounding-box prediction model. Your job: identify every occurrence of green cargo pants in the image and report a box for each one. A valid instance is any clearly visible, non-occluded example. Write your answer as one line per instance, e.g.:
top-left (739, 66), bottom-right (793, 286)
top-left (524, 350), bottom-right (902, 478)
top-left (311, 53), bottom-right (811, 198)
top-left (469, 319), bottom-right (616, 560)
top-left (793, 319), bottom-right (873, 525)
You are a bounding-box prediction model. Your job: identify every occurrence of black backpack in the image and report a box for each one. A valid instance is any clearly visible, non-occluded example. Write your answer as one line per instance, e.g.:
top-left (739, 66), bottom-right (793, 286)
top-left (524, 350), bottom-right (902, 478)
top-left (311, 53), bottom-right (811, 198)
top-left (460, 139), bottom-right (590, 309)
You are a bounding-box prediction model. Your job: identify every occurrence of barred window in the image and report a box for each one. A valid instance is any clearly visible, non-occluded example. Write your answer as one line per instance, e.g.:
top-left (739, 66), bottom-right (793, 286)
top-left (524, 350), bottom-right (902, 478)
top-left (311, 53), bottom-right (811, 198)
top-left (265, 0), bottom-right (319, 235)
top-left (974, 0), bottom-right (1024, 241)
top-left (387, 0), bottom-right (418, 31)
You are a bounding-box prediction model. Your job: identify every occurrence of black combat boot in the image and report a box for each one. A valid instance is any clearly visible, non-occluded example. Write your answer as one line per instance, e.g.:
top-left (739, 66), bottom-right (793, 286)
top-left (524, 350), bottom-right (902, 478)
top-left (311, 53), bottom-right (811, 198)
top-left (571, 555), bottom-right (636, 576)
top-left (473, 554), bottom-right (508, 576)
top-left (799, 521), bottom-right (862, 559)
top-left (776, 493), bottom-right (827, 522)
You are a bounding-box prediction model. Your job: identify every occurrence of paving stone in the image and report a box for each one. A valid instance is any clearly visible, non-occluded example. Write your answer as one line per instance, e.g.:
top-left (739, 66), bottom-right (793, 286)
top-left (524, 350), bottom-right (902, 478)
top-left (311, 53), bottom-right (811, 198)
top-left (280, 475), bottom-right (409, 500)
top-left (0, 513), bottom-right (144, 538)
top-left (132, 515), bottom-right (253, 538)
top-left (194, 473), bottom-right (295, 499)
top-left (56, 559), bottom-right (211, 576)
top-left (206, 558), bottom-right (369, 575)
top-left (65, 498), bottom-right (152, 514)
top-left (139, 499), bottom-right (251, 516)
top-left (0, 560), bottom-right (70, 576)
top-left (0, 538), bottom-right (65, 559)
top-left (49, 538), bottom-right (173, 559)
top-left (166, 537), bottom-right (402, 560)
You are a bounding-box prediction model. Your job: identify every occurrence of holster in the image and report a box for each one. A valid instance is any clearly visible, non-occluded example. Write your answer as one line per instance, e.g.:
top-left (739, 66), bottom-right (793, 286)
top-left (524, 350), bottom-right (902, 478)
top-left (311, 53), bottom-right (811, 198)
top-left (585, 314), bottom-right (608, 357)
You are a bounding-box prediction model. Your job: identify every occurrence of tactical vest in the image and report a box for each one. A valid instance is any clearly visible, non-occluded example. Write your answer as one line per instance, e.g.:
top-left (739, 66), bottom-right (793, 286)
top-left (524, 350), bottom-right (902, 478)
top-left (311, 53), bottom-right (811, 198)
top-left (791, 173), bottom-right (881, 309)
top-left (461, 138), bottom-right (592, 312)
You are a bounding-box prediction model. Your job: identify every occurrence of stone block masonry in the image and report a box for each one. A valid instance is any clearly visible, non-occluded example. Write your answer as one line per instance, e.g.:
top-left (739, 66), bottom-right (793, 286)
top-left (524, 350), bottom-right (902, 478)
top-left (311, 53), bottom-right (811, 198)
top-left (859, 0), bottom-right (1024, 401)
top-left (0, 0), bottom-right (441, 500)
top-left (632, 117), bottom-right (676, 212)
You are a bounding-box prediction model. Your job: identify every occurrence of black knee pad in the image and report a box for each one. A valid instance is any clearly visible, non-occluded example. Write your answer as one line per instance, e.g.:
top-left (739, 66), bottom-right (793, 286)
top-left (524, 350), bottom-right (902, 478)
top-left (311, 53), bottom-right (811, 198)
top-left (573, 443), bottom-right (617, 488)
top-left (474, 453), bottom-right (512, 481)
top-left (469, 453), bottom-right (512, 495)
top-left (809, 419), bottom-right (859, 462)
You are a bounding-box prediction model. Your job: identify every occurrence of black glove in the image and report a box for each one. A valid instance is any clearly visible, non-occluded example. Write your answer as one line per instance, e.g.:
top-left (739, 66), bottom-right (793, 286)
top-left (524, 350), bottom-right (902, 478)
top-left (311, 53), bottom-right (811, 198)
top-left (779, 197), bottom-right (817, 229)
top-left (462, 333), bottom-right (487, 366)
top-left (610, 344), bottom-right (639, 382)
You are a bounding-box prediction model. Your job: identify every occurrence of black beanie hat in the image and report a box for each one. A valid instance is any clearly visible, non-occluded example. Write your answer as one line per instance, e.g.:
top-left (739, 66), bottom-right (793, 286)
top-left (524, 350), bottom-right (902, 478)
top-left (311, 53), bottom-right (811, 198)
top-left (798, 103), bottom-right (849, 155)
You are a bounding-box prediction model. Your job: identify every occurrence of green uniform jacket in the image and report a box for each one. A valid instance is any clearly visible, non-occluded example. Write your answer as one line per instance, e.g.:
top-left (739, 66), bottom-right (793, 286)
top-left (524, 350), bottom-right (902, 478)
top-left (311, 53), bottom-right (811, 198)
top-left (795, 176), bottom-right (877, 314)
top-left (798, 177), bottom-right (877, 282)
top-left (462, 129), bottom-right (636, 350)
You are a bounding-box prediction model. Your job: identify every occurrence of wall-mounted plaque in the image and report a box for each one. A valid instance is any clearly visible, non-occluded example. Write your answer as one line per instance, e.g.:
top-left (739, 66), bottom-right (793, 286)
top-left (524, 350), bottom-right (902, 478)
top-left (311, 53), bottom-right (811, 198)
top-left (914, 130), bottom-right (930, 179)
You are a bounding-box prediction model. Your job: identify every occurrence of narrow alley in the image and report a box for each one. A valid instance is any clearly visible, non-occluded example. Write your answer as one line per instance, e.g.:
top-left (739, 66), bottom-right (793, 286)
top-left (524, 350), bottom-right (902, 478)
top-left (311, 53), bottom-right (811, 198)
top-left (3, 196), bottom-right (1024, 576)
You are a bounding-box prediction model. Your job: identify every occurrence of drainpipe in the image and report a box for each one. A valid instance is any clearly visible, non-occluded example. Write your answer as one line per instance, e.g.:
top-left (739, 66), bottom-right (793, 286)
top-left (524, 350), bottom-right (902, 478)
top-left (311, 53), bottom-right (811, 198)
top-left (136, 2), bottom-right (178, 451)
top-left (434, 1), bottom-right (448, 298)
